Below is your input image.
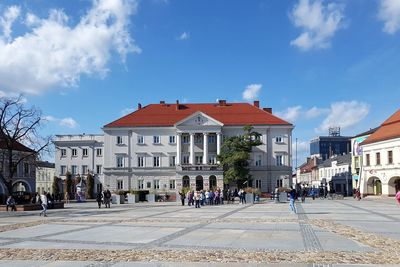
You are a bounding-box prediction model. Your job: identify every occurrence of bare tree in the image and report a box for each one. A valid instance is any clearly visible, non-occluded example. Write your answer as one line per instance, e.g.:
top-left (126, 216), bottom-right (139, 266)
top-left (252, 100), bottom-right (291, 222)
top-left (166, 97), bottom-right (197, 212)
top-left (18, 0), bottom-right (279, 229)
top-left (0, 95), bottom-right (51, 196)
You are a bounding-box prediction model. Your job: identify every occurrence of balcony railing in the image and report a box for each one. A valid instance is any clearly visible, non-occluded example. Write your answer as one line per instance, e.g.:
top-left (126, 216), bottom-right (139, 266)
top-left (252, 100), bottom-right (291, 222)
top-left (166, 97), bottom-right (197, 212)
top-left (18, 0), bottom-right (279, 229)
top-left (177, 164), bottom-right (222, 172)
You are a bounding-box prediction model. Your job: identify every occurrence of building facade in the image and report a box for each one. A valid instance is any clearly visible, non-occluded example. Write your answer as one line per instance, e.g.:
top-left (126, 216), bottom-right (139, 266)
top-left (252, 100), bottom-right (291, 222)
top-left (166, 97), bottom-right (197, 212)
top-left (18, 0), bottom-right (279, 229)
top-left (55, 100), bottom-right (293, 195)
top-left (310, 136), bottom-right (351, 161)
top-left (0, 135), bottom-right (36, 201)
top-left (360, 109), bottom-right (400, 197)
top-left (53, 134), bottom-right (104, 195)
top-left (350, 128), bottom-right (378, 190)
top-left (318, 154), bottom-right (352, 196)
top-left (35, 161), bottom-right (55, 194)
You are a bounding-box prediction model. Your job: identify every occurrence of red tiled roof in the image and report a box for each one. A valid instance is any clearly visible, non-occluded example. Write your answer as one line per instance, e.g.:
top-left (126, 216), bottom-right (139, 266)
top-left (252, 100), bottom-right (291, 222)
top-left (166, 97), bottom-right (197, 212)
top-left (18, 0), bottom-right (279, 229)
top-left (104, 103), bottom-right (291, 127)
top-left (362, 109), bottom-right (400, 145)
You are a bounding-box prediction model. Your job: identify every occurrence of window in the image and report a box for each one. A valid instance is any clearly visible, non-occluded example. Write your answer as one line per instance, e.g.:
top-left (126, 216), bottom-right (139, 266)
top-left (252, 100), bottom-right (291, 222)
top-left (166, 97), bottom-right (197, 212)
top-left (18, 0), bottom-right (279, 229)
top-left (117, 180), bottom-right (123, 190)
top-left (255, 155), bottom-right (262, 166)
top-left (24, 162), bottom-right (29, 175)
top-left (195, 135), bottom-right (202, 143)
top-left (71, 165), bottom-right (77, 175)
top-left (153, 156), bottom-right (160, 167)
top-left (138, 135), bottom-right (144, 144)
top-left (82, 165), bottom-right (88, 175)
top-left (138, 156), bottom-right (144, 167)
top-left (61, 165), bottom-right (66, 175)
top-left (183, 135), bottom-right (190, 144)
top-left (153, 136), bottom-right (160, 144)
top-left (255, 179), bottom-right (261, 189)
top-left (154, 180), bottom-right (160, 189)
top-left (169, 135), bottom-right (176, 144)
top-left (61, 149), bottom-right (66, 157)
top-left (275, 136), bottom-right (283, 143)
top-left (72, 148), bottom-right (77, 157)
top-left (276, 179), bottom-right (283, 187)
top-left (117, 136), bottom-right (123, 145)
top-left (276, 155), bottom-right (283, 166)
top-left (147, 182), bottom-right (151, 189)
top-left (208, 135), bottom-right (216, 143)
top-left (183, 155), bottom-right (189, 164)
top-left (169, 180), bottom-right (176, 189)
top-left (96, 148), bottom-right (102, 157)
top-left (96, 165), bottom-right (102, 174)
top-left (366, 154), bottom-right (370, 166)
top-left (195, 156), bottom-right (203, 164)
top-left (208, 155), bottom-right (216, 164)
top-left (376, 152), bottom-right (381, 165)
top-left (388, 150), bottom-right (393, 164)
top-left (116, 156), bottom-right (124, 168)
top-left (138, 180), bottom-right (144, 189)
top-left (169, 156), bottom-right (176, 167)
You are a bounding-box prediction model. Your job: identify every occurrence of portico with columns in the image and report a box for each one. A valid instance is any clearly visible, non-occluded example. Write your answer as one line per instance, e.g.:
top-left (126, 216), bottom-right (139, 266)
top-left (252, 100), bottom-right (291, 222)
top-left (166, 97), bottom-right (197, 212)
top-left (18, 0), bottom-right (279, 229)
top-left (174, 112), bottom-right (224, 190)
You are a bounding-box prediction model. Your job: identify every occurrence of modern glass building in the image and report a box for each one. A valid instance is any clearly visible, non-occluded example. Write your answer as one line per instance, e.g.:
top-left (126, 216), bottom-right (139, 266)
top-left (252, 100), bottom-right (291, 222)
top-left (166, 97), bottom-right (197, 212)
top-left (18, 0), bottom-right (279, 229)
top-left (310, 136), bottom-right (351, 161)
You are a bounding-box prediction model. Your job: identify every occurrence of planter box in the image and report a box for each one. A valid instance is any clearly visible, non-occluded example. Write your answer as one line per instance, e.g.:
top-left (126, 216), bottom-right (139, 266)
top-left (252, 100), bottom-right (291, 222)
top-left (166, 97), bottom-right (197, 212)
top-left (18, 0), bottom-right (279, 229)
top-left (278, 192), bottom-right (288, 203)
top-left (127, 194), bottom-right (138, 204)
top-left (146, 194), bottom-right (155, 202)
top-left (245, 193), bottom-right (254, 204)
top-left (112, 194), bottom-right (125, 204)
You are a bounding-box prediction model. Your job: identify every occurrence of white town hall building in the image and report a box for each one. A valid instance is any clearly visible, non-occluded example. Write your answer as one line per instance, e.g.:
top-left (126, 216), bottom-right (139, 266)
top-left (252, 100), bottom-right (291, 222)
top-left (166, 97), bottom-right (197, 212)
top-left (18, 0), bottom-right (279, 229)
top-left (54, 100), bottom-right (293, 194)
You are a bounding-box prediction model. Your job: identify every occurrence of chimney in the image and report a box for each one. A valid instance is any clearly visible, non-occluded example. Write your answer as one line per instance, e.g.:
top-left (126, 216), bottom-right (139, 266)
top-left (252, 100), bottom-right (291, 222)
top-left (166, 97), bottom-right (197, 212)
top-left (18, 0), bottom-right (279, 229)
top-left (218, 99), bottom-right (227, 106)
top-left (263, 107), bottom-right (272, 114)
top-left (176, 100), bottom-right (180, 110)
top-left (137, 103), bottom-right (142, 110)
top-left (253, 100), bottom-right (260, 108)
top-left (160, 100), bottom-right (165, 105)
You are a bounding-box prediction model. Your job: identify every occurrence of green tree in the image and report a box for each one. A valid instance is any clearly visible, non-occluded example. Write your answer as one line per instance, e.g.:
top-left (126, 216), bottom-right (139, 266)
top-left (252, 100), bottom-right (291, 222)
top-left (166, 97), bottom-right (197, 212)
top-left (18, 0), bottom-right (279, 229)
top-left (52, 176), bottom-right (60, 195)
top-left (65, 172), bottom-right (73, 198)
top-left (217, 125), bottom-right (262, 188)
top-left (86, 173), bottom-right (94, 199)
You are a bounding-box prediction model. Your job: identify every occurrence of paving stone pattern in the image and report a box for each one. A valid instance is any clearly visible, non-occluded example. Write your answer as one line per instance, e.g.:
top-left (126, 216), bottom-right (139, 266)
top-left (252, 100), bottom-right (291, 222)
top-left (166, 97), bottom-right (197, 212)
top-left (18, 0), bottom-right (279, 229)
top-left (0, 198), bottom-right (398, 266)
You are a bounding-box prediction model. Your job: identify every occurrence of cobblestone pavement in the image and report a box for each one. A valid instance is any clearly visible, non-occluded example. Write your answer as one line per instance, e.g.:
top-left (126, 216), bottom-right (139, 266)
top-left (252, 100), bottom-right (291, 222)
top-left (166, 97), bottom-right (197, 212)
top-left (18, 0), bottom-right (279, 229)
top-left (0, 197), bottom-right (399, 266)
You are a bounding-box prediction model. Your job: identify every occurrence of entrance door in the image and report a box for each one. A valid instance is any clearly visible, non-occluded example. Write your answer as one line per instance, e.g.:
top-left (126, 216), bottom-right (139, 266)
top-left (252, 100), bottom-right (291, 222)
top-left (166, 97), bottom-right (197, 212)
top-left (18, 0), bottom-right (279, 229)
top-left (196, 176), bottom-right (203, 191)
top-left (374, 180), bottom-right (382, 195)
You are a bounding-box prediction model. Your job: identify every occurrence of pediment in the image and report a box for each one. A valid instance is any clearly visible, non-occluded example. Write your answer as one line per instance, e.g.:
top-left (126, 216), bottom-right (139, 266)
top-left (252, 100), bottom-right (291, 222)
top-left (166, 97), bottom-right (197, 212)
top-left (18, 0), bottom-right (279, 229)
top-left (175, 112), bottom-right (223, 127)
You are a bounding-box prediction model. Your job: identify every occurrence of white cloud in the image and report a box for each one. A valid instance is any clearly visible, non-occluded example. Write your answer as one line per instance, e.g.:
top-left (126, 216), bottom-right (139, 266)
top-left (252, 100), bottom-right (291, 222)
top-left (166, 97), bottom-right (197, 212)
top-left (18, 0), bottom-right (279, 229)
top-left (304, 106), bottom-right (329, 119)
top-left (120, 107), bottom-right (135, 116)
top-left (290, 0), bottom-right (345, 51)
top-left (378, 0), bottom-right (400, 34)
top-left (276, 106), bottom-right (302, 123)
top-left (43, 115), bottom-right (78, 128)
top-left (178, 31), bottom-right (190, 40)
top-left (0, 6), bottom-right (20, 41)
top-left (0, 0), bottom-right (141, 95)
top-left (242, 84), bottom-right (262, 101)
top-left (276, 105), bottom-right (328, 123)
top-left (316, 101), bottom-right (369, 133)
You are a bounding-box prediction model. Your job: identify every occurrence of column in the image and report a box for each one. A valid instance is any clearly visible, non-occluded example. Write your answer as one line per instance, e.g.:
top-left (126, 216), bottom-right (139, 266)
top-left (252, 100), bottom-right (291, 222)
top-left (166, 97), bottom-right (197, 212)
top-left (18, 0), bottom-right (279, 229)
top-left (176, 133), bottom-right (181, 165)
top-left (203, 133), bottom-right (208, 164)
top-left (216, 132), bottom-right (222, 163)
top-left (189, 133), bottom-right (195, 164)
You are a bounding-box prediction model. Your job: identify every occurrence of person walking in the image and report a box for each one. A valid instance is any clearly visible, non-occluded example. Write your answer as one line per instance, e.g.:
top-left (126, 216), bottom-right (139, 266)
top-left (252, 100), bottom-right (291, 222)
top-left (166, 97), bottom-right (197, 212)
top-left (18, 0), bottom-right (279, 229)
top-left (289, 188), bottom-right (297, 214)
top-left (194, 191), bottom-right (201, 208)
top-left (104, 189), bottom-right (111, 208)
top-left (6, 196), bottom-right (16, 212)
top-left (64, 191), bottom-right (70, 204)
top-left (39, 191), bottom-right (48, 217)
top-left (179, 191), bottom-right (186, 206)
top-left (395, 190), bottom-right (400, 206)
top-left (96, 191), bottom-right (103, 208)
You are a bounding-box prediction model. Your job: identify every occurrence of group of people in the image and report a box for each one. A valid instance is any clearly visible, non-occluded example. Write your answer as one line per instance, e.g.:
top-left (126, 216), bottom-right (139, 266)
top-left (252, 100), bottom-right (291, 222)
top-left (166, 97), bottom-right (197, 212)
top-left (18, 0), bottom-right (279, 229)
top-left (179, 188), bottom-right (248, 207)
top-left (96, 189), bottom-right (112, 208)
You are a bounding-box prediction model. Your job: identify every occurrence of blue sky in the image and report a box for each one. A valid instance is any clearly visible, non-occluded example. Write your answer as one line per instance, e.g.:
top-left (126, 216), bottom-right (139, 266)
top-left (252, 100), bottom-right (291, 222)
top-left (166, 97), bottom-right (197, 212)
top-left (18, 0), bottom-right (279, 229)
top-left (0, 0), bottom-right (400, 166)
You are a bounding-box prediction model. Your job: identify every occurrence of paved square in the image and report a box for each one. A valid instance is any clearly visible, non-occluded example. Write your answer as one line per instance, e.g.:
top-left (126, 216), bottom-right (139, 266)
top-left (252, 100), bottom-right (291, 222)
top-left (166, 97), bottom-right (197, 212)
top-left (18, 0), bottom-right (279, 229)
top-left (0, 197), bottom-right (399, 266)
